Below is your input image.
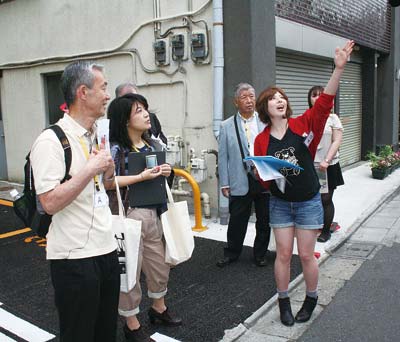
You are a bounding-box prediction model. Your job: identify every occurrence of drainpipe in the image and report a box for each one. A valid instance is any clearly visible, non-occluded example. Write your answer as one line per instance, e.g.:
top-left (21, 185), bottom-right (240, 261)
top-left (213, 0), bottom-right (224, 139)
top-left (212, 0), bottom-right (229, 225)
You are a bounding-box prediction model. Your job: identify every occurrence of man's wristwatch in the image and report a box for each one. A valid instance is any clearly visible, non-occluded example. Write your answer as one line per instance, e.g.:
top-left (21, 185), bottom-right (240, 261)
top-left (324, 158), bottom-right (330, 163)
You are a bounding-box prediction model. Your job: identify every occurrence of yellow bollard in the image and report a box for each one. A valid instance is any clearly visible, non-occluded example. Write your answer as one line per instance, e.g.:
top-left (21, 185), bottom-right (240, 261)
top-left (173, 168), bottom-right (208, 232)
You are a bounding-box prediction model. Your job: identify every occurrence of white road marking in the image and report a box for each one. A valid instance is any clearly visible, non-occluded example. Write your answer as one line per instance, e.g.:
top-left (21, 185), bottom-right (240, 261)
top-left (0, 308), bottom-right (55, 342)
top-left (0, 332), bottom-right (17, 341)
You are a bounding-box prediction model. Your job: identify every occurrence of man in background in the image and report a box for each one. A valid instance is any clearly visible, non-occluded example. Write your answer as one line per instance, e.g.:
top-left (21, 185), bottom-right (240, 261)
top-left (217, 82), bottom-right (274, 268)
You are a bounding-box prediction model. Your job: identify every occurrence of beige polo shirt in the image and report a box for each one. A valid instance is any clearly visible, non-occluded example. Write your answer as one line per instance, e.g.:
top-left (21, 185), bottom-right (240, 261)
top-left (30, 114), bottom-right (116, 260)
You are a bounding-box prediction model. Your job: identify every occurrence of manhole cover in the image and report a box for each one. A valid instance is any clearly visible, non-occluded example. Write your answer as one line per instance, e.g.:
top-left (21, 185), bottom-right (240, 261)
top-left (0, 186), bottom-right (13, 191)
top-left (335, 242), bottom-right (376, 259)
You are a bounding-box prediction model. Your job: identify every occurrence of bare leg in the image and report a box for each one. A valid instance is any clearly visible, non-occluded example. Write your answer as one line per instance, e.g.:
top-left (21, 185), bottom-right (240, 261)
top-left (152, 297), bottom-right (167, 313)
top-left (126, 315), bottom-right (140, 330)
top-left (296, 229), bottom-right (319, 291)
top-left (273, 227), bottom-right (295, 291)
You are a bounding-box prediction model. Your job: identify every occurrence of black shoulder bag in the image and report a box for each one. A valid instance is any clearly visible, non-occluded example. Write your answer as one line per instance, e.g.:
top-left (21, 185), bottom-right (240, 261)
top-left (13, 125), bottom-right (72, 238)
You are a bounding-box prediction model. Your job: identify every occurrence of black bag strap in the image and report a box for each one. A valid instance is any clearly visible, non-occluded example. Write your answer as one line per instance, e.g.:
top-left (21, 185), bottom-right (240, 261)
top-left (118, 145), bottom-right (126, 176)
top-left (48, 125), bottom-right (72, 182)
top-left (25, 125), bottom-right (71, 195)
top-left (233, 114), bottom-right (249, 172)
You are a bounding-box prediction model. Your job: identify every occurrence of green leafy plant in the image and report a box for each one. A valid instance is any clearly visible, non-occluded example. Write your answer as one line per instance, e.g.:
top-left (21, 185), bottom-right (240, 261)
top-left (378, 145), bottom-right (394, 159)
top-left (366, 145), bottom-right (398, 170)
top-left (366, 151), bottom-right (385, 170)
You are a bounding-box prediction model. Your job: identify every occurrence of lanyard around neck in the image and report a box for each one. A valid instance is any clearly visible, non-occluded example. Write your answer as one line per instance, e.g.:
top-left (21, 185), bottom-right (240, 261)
top-left (131, 139), bottom-right (151, 152)
top-left (79, 136), bottom-right (100, 191)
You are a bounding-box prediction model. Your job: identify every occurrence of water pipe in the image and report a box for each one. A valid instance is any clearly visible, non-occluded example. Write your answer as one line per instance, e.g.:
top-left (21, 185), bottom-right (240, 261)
top-left (200, 192), bottom-right (211, 218)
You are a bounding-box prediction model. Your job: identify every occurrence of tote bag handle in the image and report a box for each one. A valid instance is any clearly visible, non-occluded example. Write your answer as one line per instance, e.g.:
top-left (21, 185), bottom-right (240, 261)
top-left (165, 180), bottom-right (175, 204)
top-left (114, 176), bottom-right (126, 218)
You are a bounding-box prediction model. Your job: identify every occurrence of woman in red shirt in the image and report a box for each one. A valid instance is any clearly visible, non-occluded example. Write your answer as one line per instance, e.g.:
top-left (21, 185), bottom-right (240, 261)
top-left (254, 40), bottom-right (354, 326)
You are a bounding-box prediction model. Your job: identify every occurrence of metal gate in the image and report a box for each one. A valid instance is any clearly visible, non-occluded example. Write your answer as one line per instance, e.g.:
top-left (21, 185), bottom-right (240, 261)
top-left (276, 51), bottom-right (332, 116)
top-left (338, 62), bottom-right (362, 166)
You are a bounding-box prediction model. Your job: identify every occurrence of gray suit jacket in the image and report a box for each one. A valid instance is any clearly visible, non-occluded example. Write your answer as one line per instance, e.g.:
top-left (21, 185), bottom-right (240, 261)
top-left (218, 113), bottom-right (266, 196)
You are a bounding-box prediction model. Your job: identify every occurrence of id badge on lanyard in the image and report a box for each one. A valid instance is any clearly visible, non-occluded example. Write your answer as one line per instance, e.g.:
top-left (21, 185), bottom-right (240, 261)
top-left (79, 136), bottom-right (109, 208)
top-left (94, 191), bottom-right (109, 208)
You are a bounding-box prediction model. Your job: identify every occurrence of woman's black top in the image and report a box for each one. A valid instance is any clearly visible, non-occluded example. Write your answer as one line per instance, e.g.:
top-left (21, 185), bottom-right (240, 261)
top-left (267, 128), bottom-right (320, 202)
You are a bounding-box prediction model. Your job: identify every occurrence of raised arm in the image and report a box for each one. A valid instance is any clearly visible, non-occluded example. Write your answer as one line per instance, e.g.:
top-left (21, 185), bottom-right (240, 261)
top-left (324, 40), bottom-right (354, 95)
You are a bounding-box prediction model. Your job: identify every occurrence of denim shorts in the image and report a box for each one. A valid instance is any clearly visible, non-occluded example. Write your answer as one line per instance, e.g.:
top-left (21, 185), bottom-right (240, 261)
top-left (269, 193), bottom-right (323, 229)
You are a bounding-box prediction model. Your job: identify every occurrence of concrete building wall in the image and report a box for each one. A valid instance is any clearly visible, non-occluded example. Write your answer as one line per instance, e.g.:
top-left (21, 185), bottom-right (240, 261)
top-left (0, 0), bottom-right (220, 205)
top-left (223, 0), bottom-right (276, 116)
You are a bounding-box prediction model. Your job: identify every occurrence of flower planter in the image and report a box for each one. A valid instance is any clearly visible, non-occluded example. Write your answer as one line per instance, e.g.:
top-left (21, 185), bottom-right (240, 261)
top-left (371, 168), bottom-right (389, 180)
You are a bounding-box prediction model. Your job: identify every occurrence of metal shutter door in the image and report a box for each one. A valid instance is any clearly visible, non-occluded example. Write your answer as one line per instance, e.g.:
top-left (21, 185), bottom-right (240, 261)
top-left (276, 51), bottom-right (333, 117)
top-left (338, 62), bottom-right (362, 166)
top-left (276, 52), bottom-right (363, 166)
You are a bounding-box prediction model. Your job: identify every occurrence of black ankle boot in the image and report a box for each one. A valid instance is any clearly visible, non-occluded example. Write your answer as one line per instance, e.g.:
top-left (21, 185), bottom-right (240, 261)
top-left (278, 297), bottom-right (295, 326)
top-left (295, 295), bottom-right (318, 323)
top-left (317, 228), bottom-right (331, 243)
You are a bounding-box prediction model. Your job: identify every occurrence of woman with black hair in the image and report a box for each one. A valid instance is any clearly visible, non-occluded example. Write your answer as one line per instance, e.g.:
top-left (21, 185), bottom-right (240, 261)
top-left (308, 86), bottom-right (345, 242)
top-left (108, 93), bottom-right (181, 342)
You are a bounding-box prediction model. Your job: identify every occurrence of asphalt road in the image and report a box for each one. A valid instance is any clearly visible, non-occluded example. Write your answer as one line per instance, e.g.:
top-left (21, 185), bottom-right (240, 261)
top-left (298, 243), bottom-right (400, 342)
top-left (0, 203), bottom-right (303, 342)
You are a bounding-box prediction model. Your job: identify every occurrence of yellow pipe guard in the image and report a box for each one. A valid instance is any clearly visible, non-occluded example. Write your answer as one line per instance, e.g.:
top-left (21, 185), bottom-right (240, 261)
top-left (173, 168), bottom-right (208, 232)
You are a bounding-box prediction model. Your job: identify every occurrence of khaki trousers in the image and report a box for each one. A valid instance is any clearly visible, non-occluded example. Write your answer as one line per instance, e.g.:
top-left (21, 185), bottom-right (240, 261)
top-left (118, 207), bottom-right (170, 317)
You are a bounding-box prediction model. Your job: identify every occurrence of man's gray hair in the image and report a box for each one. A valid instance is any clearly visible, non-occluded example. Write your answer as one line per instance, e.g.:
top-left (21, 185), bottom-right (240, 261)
top-left (60, 60), bottom-right (104, 106)
top-left (234, 82), bottom-right (255, 98)
top-left (115, 82), bottom-right (138, 97)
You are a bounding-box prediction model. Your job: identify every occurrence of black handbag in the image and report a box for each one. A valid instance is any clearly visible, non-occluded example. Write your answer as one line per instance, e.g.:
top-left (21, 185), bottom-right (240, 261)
top-left (233, 115), bottom-right (265, 195)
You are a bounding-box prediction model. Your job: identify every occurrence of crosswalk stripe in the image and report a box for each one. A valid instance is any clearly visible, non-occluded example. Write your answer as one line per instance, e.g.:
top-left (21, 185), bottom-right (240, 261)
top-left (0, 308), bottom-right (55, 342)
top-left (0, 332), bottom-right (17, 342)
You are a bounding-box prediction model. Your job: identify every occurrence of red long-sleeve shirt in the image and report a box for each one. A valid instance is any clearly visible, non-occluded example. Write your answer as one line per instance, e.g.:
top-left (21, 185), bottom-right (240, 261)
top-left (254, 93), bottom-right (335, 190)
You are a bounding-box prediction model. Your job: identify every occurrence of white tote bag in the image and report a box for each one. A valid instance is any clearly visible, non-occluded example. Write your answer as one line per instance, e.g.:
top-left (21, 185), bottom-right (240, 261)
top-left (161, 182), bottom-right (195, 265)
top-left (112, 177), bottom-right (142, 293)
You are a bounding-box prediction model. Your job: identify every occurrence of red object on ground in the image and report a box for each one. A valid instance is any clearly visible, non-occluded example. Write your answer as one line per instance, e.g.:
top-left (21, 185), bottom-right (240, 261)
top-left (314, 252), bottom-right (321, 259)
top-left (330, 222), bottom-right (341, 233)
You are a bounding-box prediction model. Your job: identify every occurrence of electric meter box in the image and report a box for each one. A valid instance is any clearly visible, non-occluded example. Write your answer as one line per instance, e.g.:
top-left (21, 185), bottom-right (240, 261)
top-left (191, 31), bottom-right (207, 61)
top-left (171, 33), bottom-right (188, 60)
top-left (153, 39), bottom-right (170, 66)
top-left (191, 157), bottom-right (208, 183)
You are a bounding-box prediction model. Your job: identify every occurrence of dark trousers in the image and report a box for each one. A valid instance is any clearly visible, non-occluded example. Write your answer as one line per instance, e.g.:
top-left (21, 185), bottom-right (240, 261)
top-left (50, 250), bottom-right (120, 342)
top-left (224, 192), bottom-right (271, 260)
